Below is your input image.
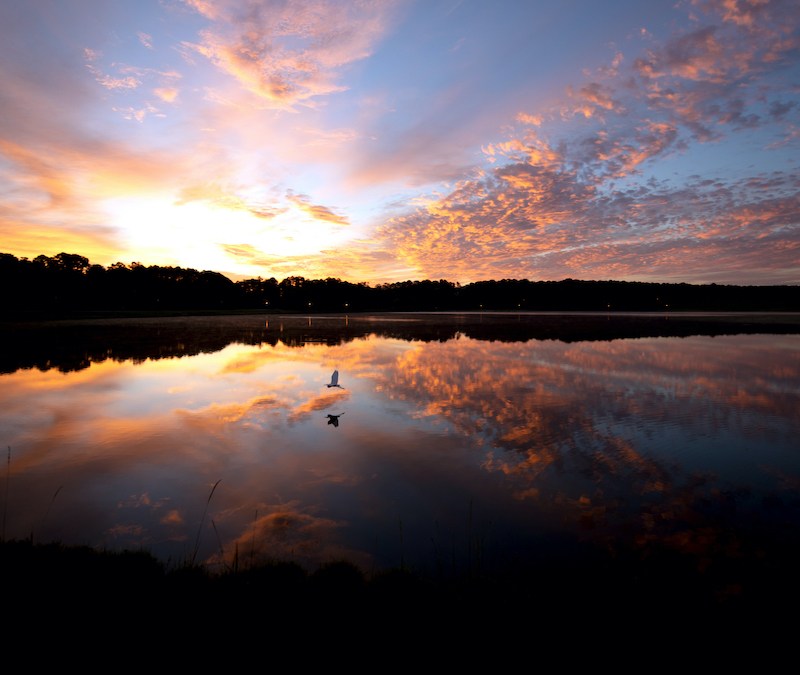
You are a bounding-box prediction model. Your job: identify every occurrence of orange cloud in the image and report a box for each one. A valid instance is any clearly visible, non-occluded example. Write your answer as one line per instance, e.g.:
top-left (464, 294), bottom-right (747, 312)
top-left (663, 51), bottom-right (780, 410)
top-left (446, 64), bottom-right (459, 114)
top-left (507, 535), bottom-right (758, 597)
top-left (287, 192), bottom-right (349, 226)
top-left (154, 87), bottom-right (179, 102)
top-left (182, 0), bottom-right (395, 109)
top-left (567, 81), bottom-right (624, 118)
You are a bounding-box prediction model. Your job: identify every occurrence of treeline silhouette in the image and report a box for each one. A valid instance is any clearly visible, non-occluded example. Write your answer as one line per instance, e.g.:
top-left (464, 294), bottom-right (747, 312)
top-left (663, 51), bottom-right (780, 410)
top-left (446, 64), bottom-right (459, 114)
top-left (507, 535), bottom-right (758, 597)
top-left (2, 251), bottom-right (798, 315)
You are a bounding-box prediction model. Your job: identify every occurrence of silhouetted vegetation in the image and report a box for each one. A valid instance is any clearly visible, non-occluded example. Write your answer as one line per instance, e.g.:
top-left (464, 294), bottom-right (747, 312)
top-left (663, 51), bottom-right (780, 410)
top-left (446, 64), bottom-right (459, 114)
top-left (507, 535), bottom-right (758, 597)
top-left (2, 251), bottom-right (798, 317)
top-left (3, 523), bottom-right (798, 645)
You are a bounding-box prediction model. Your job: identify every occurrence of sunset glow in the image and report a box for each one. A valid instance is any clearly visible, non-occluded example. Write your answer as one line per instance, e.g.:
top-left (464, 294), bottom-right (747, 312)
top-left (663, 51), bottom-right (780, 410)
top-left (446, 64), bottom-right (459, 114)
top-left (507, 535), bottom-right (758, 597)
top-left (1, 0), bottom-right (798, 284)
top-left (102, 192), bottom-right (352, 274)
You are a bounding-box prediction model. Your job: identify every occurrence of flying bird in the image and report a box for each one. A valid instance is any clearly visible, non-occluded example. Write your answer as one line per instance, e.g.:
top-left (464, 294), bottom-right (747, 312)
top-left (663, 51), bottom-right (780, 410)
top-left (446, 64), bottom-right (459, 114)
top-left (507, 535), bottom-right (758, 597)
top-left (326, 369), bottom-right (343, 388)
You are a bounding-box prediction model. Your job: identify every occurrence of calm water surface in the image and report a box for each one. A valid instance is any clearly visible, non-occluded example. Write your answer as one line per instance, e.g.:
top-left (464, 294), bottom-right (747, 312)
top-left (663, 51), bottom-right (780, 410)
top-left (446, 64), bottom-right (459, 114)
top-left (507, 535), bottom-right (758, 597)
top-left (2, 313), bottom-right (799, 581)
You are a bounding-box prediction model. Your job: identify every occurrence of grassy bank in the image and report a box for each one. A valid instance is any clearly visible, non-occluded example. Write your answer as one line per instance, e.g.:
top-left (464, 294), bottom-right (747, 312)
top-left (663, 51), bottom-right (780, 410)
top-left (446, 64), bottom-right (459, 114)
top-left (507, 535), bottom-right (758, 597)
top-left (3, 533), bottom-right (798, 664)
top-left (3, 532), bottom-right (796, 618)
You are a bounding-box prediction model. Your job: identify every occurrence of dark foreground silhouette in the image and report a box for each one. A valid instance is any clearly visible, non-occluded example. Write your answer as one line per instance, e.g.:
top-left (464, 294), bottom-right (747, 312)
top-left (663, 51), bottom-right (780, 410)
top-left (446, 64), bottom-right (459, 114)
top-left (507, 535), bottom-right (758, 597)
top-left (3, 532), bottom-right (798, 655)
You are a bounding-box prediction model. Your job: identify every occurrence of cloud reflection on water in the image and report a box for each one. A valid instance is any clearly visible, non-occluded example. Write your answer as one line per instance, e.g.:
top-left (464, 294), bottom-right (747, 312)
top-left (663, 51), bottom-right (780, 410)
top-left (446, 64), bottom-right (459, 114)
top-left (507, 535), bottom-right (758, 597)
top-left (1, 325), bottom-right (798, 578)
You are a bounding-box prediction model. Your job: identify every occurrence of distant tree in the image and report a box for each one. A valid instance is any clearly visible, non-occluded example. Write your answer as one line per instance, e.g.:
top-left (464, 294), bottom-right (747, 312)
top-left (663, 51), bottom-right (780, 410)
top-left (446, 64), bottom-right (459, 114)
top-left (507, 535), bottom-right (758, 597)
top-left (52, 253), bottom-right (90, 273)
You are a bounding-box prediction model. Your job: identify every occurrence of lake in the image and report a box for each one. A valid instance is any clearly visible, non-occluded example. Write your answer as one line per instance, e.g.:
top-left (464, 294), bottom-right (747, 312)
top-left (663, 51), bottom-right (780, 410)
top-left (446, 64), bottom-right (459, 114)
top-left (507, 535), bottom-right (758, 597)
top-left (2, 311), bottom-right (800, 596)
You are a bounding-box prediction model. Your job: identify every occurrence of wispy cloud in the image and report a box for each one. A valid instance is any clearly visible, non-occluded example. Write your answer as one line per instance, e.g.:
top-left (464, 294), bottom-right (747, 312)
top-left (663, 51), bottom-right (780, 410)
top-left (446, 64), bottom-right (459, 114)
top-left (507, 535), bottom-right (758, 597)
top-left (182, 0), bottom-right (399, 110)
top-left (286, 191), bottom-right (349, 226)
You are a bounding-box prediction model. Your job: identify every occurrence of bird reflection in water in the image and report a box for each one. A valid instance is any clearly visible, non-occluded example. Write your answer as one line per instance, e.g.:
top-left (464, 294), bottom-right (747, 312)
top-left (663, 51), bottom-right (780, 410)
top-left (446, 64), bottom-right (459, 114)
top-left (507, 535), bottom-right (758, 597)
top-left (326, 369), bottom-right (344, 388)
top-left (326, 413), bottom-right (344, 427)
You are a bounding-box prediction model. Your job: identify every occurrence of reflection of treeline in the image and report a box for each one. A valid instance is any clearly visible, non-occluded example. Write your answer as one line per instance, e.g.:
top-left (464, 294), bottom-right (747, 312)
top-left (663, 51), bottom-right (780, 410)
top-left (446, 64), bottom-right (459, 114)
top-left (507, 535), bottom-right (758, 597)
top-left (3, 313), bottom-right (799, 375)
top-left (2, 251), bottom-right (799, 315)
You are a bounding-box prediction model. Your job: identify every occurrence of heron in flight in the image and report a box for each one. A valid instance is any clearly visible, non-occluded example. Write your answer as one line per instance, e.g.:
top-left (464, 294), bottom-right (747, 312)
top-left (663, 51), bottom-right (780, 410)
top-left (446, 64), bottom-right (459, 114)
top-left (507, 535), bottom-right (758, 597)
top-left (326, 369), bottom-right (344, 388)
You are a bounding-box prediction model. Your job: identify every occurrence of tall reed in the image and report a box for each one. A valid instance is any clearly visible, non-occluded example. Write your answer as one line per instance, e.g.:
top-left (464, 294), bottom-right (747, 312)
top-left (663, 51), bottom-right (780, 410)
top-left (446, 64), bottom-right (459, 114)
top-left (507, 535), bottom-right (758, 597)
top-left (2, 446), bottom-right (9, 542)
top-left (191, 479), bottom-right (221, 566)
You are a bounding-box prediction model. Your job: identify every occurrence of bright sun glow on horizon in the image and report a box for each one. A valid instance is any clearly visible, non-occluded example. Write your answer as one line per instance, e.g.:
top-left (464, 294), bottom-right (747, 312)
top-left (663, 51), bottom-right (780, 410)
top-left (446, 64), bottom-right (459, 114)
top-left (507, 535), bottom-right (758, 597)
top-left (103, 194), bottom-right (352, 276)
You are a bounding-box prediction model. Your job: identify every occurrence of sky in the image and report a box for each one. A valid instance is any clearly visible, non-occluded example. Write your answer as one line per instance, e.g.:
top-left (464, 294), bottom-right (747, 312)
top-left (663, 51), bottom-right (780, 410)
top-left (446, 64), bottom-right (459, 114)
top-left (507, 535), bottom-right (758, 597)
top-left (1, 0), bottom-right (799, 286)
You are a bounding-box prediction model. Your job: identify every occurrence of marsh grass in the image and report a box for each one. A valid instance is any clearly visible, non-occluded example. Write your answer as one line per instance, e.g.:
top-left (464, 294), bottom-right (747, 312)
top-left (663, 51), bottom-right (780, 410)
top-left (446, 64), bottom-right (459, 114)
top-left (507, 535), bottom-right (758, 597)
top-left (2, 528), bottom-right (792, 624)
top-left (191, 479), bottom-right (221, 567)
top-left (2, 446), bottom-right (8, 541)
top-left (3, 514), bottom-right (800, 650)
